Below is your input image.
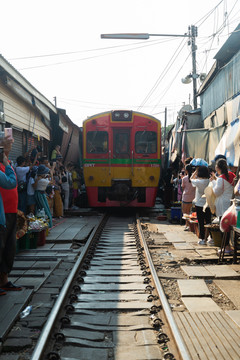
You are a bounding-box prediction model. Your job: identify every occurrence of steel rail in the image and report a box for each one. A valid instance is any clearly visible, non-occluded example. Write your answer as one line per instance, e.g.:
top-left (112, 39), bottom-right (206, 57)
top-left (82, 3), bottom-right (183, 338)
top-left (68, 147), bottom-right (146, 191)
top-left (136, 218), bottom-right (191, 360)
top-left (31, 214), bottom-right (107, 360)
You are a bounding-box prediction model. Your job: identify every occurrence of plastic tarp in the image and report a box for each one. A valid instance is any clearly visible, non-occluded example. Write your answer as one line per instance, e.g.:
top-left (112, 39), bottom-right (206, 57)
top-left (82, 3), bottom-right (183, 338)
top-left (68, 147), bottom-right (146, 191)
top-left (208, 125), bottom-right (226, 163)
top-left (182, 128), bottom-right (208, 161)
top-left (215, 117), bottom-right (240, 166)
top-left (225, 94), bottom-right (240, 124)
top-left (232, 93), bottom-right (240, 121)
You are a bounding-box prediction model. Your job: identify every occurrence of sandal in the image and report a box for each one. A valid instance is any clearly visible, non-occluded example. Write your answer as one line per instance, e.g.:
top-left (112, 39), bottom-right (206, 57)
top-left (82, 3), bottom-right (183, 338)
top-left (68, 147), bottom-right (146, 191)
top-left (218, 248), bottom-right (233, 255)
top-left (1, 282), bottom-right (22, 291)
top-left (0, 288), bottom-right (6, 296)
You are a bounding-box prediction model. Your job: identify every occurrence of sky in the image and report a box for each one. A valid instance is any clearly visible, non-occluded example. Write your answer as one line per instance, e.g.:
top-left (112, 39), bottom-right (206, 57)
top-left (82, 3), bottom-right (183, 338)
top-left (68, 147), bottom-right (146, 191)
top-left (0, 0), bottom-right (240, 127)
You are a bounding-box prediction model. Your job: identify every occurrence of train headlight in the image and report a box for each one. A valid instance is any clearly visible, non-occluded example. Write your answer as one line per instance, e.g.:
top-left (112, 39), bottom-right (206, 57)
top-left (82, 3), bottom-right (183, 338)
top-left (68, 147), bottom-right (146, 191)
top-left (112, 110), bottom-right (132, 121)
top-left (149, 176), bottom-right (155, 181)
top-left (89, 176), bottom-right (94, 181)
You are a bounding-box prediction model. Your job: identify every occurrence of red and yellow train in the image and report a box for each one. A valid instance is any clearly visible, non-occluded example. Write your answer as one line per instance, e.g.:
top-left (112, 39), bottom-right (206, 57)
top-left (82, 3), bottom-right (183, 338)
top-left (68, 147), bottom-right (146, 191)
top-left (82, 110), bottom-right (161, 207)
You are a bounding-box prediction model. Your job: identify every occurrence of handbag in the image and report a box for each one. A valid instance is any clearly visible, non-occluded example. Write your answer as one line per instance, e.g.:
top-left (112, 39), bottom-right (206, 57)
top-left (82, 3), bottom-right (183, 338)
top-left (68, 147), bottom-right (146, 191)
top-left (204, 182), bottom-right (216, 214)
top-left (18, 180), bottom-right (27, 193)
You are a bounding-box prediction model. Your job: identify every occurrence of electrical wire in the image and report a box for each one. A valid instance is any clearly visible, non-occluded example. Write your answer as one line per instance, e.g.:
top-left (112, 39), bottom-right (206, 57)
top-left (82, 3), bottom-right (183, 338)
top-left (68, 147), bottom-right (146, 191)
top-left (9, 39), bottom-right (165, 61)
top-left (195, 0), bottom-right (224, 27)
top-left (137, 38), bottom-right (187, 111)
top-left (58, 97), bottom-right (179, 109)
top-left (17, 38), bottom-right (179, 71)
top-left (137, 1), bottom-right (236, 112)
top-left (197, 0), bottom-right (239, 74)
top-left (151, 51), bottom-right (192, 112)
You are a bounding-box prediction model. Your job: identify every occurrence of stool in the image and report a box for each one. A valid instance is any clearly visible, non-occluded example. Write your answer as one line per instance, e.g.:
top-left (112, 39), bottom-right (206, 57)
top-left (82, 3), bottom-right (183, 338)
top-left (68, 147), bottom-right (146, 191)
top-left (230, 226), bottom-right (240, 264)
top-left (218, 232), bottom-right (228, 263)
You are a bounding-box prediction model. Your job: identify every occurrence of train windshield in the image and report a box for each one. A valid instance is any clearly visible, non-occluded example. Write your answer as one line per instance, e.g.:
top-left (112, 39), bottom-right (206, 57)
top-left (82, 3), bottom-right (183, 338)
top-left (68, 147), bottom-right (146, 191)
top-left (87, 131), bottom-right (108, 153)
top-left (135, 131), bottom-right (157, 154)
top-left (114, 131), bottom-right (130, 159)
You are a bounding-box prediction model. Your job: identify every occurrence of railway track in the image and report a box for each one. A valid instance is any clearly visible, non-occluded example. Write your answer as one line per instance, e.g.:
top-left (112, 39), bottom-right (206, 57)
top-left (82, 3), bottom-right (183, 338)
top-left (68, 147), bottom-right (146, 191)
top-left (28, 213), bottom-right (190, 360)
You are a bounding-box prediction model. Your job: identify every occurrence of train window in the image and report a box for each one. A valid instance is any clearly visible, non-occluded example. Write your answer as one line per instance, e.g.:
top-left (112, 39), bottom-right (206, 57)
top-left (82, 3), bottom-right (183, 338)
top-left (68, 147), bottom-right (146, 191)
top-left (135, 131), bottom-right (157, 154)
top-left (114, 133), bottom-right (129, 154)
top-left (87, 131), bottom-right (108, 153)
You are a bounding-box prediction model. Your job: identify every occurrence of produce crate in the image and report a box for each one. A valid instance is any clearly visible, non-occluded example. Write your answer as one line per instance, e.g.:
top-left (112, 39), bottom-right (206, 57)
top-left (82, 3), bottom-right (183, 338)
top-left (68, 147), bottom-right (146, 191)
top-left (18, 232), bottom-right (38, 250)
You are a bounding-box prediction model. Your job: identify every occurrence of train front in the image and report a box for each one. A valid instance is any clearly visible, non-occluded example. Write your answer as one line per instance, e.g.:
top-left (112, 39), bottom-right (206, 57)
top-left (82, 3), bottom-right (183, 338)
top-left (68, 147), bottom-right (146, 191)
top-left (83, 110), bottom-right (161, 207)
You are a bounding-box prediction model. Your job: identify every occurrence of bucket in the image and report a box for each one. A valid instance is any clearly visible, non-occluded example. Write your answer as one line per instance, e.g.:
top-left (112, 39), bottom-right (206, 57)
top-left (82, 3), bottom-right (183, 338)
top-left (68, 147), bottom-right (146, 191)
top-left (171, 207), bottom-right (181, 221)
top-left (210, 230), bottom-right (222, 247)
top-left (37, 230), bottom-right (46, 246)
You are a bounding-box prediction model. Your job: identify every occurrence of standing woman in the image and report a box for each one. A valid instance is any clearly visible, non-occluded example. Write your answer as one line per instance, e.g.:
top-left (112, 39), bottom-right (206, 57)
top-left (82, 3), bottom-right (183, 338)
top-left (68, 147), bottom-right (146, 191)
top-left (0, 137), bottom-right (21, 294)
top-left (191, 166), bottom-right (211, 245)
top-left (52, 168), bottom-right (63, 218)
top-left (0, 153), bottom-right (17, 231)
top-left (34, 165), bottom-right (53, 228)
top-left (182, 165), bottom-right (196, 216)
top-left (211, 159), bottom-right (235, 253)
top-left (60, 166), bottom-right (70, 211)
top-left (15, 156), bottom-right (30, 214)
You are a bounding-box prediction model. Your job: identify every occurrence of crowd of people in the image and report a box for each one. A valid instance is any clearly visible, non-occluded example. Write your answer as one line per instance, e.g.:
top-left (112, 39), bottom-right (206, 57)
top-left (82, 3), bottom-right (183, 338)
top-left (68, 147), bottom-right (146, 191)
top-left (167, 154), bottom-right (240, 254)
top-left (15, 144), bottom-right (82, 225)
top-left (1, 132), bottom-right (239, 296)
top-left (0, 137), bottom-right (82, 296)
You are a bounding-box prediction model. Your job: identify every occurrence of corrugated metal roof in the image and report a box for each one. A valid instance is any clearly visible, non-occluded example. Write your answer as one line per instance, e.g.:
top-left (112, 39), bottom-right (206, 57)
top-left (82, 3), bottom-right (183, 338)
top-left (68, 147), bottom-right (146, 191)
top-left (0, 54), bottom-right (57, 114)
top-left (214, 24), bottom-right (240, 64)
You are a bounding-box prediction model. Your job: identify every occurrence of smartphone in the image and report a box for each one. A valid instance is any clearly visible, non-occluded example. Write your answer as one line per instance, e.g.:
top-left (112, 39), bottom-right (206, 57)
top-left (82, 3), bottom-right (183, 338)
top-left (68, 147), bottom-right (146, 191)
top-left (4, 128), bottom-right (13, 140)
top-left (0, 147), bottom-right (3, 163)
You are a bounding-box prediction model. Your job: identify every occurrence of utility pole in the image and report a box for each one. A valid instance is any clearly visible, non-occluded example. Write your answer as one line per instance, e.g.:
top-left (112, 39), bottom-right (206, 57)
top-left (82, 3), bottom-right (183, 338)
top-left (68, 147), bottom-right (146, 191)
top-left (189, 25), bottom-right (198, 109)
top-left (101, 26), bottom-right (198, 111)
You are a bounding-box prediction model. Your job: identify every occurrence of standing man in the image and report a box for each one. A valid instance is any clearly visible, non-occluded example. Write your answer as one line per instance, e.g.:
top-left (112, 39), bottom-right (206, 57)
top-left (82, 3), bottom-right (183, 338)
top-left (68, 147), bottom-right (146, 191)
top-left (0, 136), bottom-right (22, 292)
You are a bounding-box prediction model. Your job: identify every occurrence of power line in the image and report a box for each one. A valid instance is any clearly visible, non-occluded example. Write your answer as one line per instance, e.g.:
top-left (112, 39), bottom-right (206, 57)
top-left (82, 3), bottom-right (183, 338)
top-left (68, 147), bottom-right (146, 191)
top-left (137, 38), bottom-right (187, 111)
top-left (16, 38), bottom-right (179, 71)
top-left (195, 0), bottom-right (224, 27)
top-left (58, 97), bottom-right (180, 109)
top-left (9, 39), bottom-right (166, 60)
top-left (151, 52), bottom-right (192, 112)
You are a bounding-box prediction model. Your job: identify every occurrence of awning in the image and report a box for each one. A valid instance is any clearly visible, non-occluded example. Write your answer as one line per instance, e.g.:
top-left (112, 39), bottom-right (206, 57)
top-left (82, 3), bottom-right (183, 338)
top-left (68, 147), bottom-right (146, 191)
top-left (215, 117), bottom-right (240, 166)
top-left (5, 75), bottom-right (33, 106)
top-left (59, 113), bottom-right (69, 133)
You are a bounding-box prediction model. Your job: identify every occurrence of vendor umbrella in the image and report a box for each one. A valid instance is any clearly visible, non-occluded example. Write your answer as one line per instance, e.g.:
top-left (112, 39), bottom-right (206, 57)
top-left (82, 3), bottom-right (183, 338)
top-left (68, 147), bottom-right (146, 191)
top-left (190, 158), bottom-right (208, 167)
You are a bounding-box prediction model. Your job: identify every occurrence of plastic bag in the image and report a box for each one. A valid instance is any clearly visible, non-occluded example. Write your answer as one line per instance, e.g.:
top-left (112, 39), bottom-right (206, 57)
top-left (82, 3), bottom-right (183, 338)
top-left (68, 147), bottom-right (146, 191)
top-left (220, 203), bottom-right (237, 232)
top-left (204, 182), bottom-right (216, 214)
